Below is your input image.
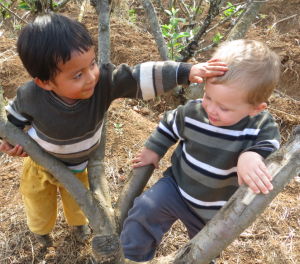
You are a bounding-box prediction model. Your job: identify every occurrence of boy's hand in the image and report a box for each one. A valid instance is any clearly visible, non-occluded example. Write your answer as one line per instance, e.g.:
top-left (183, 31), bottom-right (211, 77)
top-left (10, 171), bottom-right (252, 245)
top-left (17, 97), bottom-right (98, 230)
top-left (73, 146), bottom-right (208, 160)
top-left (237, 151), bottom-right (273, 195)
top-left (132, 148), bottom-right (160, 169)
top-left (0, 140), bottom-right (28, 157)
top-left (189, 58), bottom-right (228, 84)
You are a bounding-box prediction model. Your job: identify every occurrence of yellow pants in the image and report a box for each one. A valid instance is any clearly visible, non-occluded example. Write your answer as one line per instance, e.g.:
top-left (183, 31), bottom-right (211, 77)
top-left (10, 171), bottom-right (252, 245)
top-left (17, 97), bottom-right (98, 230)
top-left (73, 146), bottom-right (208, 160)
top-left (20, 157), bottom-right (89, 235)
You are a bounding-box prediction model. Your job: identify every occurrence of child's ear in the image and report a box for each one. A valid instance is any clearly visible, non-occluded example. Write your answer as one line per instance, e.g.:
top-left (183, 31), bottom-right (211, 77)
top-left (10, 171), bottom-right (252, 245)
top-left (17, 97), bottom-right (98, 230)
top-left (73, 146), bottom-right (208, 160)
top-left (249, 102), bottom-right (267, 116)
top-left (34, 77), bottom-right (54, 91)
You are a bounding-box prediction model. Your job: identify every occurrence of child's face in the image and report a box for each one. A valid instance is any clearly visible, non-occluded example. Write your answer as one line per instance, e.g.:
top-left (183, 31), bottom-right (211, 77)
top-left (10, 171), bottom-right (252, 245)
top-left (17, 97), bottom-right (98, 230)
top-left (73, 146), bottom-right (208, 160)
top-left (202, 78), bottom-right (263, 127)
top-left (44, 47), bottom-right (99, 104)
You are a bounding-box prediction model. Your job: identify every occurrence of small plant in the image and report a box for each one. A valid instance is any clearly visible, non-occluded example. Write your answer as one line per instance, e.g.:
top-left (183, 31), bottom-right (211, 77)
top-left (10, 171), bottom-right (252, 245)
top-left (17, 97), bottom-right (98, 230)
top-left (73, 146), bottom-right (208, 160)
top-left (0, 0), bottom-right (11, 19)
top-left (161, 8), bottom-right (190, 60)
top-left (129, 9), bottom-right (136, 22)
top-left (114, 123), bottom-right (123, 135)
top-left (259, 14), bottom-right (266, 19)
top-left (212, 32), bottom-right (223, 44)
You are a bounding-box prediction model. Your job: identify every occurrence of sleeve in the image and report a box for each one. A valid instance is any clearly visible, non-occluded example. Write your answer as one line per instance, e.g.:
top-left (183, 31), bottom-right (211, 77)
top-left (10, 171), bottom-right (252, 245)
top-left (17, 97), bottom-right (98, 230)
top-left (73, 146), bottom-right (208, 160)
top-left (5, 83), bottom-right (33, 130)
top-left (144, 103), bottom-right (187, 157)
top-left (241, 112), bottom-right (281, 159)
top-left (104, 61), bottom-right (192, 102)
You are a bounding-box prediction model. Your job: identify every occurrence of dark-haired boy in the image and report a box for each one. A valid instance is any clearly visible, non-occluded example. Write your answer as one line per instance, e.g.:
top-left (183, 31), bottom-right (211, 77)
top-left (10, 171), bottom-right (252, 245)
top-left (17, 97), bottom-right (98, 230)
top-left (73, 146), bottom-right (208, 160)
top-left (0, 14), bottom-right (227, 246)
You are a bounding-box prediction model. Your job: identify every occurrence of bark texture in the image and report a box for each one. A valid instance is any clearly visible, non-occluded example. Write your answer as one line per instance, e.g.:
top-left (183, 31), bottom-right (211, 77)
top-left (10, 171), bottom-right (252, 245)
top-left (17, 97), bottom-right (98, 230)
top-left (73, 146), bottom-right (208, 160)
top-left (140, 0), bottom-right (170, 61)
top-left (115, 165), bottom-right (155, 235)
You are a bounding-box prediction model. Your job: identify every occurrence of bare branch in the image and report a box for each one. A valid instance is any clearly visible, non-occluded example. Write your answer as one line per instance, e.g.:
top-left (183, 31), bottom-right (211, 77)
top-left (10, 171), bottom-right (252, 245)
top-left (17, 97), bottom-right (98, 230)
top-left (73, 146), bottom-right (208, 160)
top-left (202, 4), bottom-right (245, 38)
top-left (0, 2), bottom-right (28, 24)
top-left (78, 0), bottom-right (88, 22)
top-left (172, 131), bottom-right (300, 263)
top-left (115, 165), bottom-right (155, 235)
top-left (141, 0), bottom-right (170, 60)
top-left (52, 0), bottom-right (71, 11)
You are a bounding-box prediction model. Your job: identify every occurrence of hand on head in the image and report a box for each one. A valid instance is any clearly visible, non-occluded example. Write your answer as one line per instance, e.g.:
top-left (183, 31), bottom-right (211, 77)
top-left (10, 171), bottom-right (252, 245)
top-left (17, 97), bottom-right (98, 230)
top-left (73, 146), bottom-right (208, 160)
top-left (189, 58), bottom-right (228, 84)
top-left (0, 140), bottom-right (28, 157)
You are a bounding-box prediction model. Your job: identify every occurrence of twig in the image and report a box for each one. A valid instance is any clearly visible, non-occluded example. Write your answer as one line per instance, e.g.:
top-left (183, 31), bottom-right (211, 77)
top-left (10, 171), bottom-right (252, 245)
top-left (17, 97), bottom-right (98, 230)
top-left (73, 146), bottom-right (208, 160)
top-left (202, 4), bottom-right (245, 38)
top-left (78, 0), bottom-right (88, 22)
top-left (239, 230), bottom-right (268, 238)
top-left (0, 207), bottom-right (24, 223)
top-left (0, 2), bottom-right (28, 24)
top-left (267, 107), bottom-right (299, 122)
top-left (0, 162), bottom-right (22, 174)
top-left (267, 14), bottom-right (298, 32)
top-left (28, 236), bottom-right (35, 264)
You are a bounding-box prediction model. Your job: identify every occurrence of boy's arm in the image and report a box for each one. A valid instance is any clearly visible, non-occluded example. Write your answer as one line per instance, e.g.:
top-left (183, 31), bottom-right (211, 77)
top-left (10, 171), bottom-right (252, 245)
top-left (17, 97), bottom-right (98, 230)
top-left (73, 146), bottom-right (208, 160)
top-left (237, 112), bottom-right (281, 194)
top-left (132, 148), bottom-right (160, 169)
top-left (0, 85), bottom-right (33, 157)
top-left (107, 60), bottom-right (227, 102)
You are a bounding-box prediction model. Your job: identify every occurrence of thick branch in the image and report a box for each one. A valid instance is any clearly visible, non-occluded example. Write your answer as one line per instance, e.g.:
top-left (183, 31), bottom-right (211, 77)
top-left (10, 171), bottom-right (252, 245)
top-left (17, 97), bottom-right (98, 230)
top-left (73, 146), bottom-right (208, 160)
top-left (172, 131), bottom-right (300, 263)
top-left (115, 165), bottom-right (155, 235)
top-left (141, 0), bottom-right (170, 61)
top-left (226, 0), bottom-right (264, 40)
top-left (87, 112), bottom-right (117, 235)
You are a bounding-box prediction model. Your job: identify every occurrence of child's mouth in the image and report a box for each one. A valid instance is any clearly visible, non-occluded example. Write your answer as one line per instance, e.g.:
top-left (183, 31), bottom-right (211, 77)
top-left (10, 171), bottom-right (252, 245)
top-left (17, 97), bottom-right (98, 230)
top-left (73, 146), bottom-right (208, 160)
top-left (208, 115), bottom-right (219, 122)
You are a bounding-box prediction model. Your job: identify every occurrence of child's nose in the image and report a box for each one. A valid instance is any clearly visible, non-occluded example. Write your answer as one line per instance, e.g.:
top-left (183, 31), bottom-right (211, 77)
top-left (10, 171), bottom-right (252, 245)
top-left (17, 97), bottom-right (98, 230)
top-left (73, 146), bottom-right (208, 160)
top-left (86, 70), bottom-right (96, 84)
top-left (207, 104), bottom-right (217, 114)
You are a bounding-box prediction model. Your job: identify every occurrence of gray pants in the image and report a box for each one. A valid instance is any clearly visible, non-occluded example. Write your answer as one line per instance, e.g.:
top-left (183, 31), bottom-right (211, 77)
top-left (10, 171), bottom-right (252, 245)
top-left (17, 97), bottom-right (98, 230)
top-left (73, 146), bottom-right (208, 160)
top-left (120, 175), bottom-right (205, 262)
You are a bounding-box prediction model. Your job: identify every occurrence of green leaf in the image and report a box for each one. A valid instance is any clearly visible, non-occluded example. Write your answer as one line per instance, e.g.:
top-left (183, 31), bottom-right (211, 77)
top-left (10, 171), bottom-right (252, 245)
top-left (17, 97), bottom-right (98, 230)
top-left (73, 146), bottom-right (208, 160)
top-left (18, 3), bottom-right (30, 10)
top-left (162, 25), bottom-right (170, 29)
top-left (178, 18), bottom-right (186, 23)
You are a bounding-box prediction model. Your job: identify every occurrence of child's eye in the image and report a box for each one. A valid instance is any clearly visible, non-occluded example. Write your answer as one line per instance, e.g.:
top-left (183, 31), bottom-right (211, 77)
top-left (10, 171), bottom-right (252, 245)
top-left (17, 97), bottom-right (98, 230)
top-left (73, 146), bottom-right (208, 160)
top-left (220, 106), bottom-right (228, 111)
top-left (74, 73), bottom-right (82, 80)
top-left (91, 61), bottom-right (97, 68)
top-left (204, 94), bottom-right (211, 100)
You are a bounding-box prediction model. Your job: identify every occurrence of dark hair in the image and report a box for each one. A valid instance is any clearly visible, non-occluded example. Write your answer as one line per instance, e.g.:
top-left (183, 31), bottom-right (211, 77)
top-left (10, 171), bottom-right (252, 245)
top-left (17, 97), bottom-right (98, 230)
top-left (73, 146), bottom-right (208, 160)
top-left (17, 13), bottom-right (94, 82)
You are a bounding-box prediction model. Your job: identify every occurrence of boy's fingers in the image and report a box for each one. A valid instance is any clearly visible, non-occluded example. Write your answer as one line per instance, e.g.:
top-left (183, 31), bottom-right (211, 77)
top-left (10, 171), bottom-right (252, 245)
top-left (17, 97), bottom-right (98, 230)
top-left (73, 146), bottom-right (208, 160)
top-left (249, 171), bottom-right (271, 194)
top-left (20, 152), bottom-right (28, 157)
top-left (242, 173), bottom-right (261, 194)
top-left (259, 163), bottom-right (272, 181)
top-left (256, 168), bottom-right (273, 191)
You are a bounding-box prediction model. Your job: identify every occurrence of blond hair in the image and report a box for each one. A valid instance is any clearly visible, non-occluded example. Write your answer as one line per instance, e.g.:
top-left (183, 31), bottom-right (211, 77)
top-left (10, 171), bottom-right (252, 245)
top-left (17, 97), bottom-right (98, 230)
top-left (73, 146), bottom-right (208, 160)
top-left (210, 39), bottom-right (281, 105)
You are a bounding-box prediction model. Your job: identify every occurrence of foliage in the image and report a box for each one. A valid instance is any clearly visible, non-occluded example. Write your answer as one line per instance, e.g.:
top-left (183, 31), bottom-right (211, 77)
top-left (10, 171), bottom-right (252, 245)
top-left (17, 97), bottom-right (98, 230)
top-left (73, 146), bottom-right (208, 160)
top-left (220, 2), bottom-right (243, 20)
top-left (212, 32), bottom-right (223, 44)
top-left (0, 0), bottom-right (11, 19)
top-left (129, 8), bottom-right (136, 22)
top-left (114, 123), bottom-right (123, 135)
top-left (161, 8), bottom-right (190, 60)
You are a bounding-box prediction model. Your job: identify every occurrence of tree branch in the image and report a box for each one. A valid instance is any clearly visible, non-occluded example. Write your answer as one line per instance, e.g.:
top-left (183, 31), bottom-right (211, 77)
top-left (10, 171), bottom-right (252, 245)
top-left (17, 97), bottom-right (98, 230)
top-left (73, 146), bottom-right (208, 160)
top-left (52, 0), bottom-right (71, 11)
top-left (141, 0), bottom-right (170, 61)
top-left (115, 165), bottom-right (155, 235)
top-left (0, 2), bottom-right (28, 24)
top-left (172, 129), bottom-right (300, 263)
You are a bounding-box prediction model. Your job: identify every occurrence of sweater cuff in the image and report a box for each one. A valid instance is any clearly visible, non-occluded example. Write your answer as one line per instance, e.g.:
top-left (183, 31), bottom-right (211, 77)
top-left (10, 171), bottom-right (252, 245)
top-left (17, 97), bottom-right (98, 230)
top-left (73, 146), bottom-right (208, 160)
top-left (144, 139), bottom-right (168, 158)
top-left (177, 63), bottom-right (193, 85)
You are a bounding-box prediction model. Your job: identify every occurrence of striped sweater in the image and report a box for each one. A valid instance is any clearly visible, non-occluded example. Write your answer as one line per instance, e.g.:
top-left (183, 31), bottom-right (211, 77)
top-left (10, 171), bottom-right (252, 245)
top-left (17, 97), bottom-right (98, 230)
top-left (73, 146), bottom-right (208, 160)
top-left (6, 61), bottom-right (192, 172)
top-left (144, 99), bottom-right (280, 223)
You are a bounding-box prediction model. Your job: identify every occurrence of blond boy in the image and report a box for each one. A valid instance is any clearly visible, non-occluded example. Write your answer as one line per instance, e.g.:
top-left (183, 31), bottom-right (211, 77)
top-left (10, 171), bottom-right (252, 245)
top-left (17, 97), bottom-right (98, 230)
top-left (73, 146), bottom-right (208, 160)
top-left (120, 39), bottom-right (281, 262)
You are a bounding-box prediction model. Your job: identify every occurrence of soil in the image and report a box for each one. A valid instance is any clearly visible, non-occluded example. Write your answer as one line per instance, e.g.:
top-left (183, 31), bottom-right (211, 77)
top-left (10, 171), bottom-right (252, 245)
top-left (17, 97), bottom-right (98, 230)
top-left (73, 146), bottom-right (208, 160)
top-left (0, 0), bottom-right (300, 263)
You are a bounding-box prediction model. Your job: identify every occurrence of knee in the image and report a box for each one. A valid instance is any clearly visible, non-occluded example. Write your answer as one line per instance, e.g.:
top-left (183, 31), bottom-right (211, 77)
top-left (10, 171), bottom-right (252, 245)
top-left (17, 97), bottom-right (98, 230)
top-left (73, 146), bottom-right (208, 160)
top-left (130, 193), bottom-right (161, 221)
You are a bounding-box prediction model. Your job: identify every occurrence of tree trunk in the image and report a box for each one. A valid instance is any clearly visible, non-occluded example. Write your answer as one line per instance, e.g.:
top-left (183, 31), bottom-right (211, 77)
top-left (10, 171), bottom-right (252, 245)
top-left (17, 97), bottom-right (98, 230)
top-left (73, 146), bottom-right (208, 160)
top-left (140, 0), bottom-right (170, 61)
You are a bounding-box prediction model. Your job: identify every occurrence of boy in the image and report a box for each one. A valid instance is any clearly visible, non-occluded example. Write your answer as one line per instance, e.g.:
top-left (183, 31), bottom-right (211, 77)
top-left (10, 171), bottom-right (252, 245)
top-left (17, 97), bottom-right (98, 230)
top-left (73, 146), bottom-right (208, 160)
top-left (0, 14), bottom-right (227, 246)
top-left (120, 39), bottom-right (281, 261)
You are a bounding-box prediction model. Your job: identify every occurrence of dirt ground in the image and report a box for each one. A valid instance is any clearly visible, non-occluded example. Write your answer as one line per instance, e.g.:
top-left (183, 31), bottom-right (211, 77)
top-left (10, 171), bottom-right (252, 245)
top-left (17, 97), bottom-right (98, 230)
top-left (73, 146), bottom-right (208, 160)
top-left (0, 0), bottom-right (300, 263)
